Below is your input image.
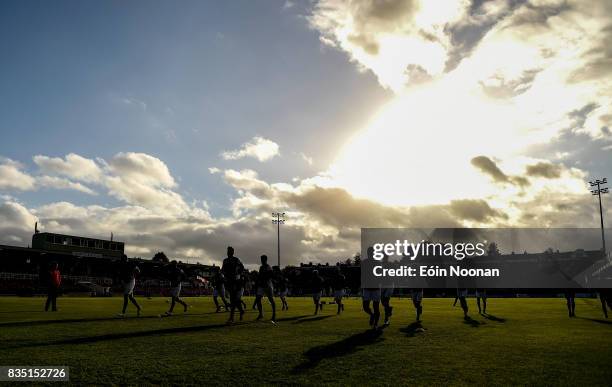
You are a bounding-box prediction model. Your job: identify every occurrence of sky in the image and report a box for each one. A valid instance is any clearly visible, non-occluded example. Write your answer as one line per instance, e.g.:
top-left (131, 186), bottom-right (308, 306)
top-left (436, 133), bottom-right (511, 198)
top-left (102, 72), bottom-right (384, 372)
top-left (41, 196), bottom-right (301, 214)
top-left (0, 0), bottom-right (611, 267)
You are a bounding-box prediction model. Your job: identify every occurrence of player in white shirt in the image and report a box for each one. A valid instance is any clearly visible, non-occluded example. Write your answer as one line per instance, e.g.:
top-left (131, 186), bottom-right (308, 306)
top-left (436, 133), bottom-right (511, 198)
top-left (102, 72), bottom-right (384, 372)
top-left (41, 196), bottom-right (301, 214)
top-left (278, 275), bottom-right (289, 311)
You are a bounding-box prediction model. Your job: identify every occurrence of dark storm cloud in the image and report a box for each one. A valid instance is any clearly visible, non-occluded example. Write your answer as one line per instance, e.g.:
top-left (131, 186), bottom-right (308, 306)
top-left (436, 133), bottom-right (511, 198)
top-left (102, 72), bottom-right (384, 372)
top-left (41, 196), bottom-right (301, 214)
top-left (445, 0), bottom-right (575, 72)
top-left (471, 155), bottom-right (511, 183)
top-left (284, 186), bottom-right (412, 228)
top-left (567, 23), bottom-right (612, 83)
top-left (342, 0), bottom-right (419, 55)
top-left (567, 0), bottom-right (612, 84)
top-left (508, 0), bottom-right (572, 27)
top-left (444, 0), bottom-right (524, 72)
top-left (568, 102), bottom-right (599, 130)
top-left (525, 161), bottom-right (563, 179)
top-left (471, 156), bottom-right (530, 187)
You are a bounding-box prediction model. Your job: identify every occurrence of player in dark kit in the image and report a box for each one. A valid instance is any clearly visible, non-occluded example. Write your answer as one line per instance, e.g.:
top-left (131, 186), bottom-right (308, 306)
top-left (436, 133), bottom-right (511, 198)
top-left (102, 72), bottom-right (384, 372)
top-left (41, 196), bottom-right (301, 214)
top-left (362, 247), bottom-right (381, 329)
top-left (222, 246), bottom-right (246, 323)
top-left (116, 254), bottom-right (142, 318)
top-left (476, 288), bottom-right (487, 314)
top-left (457, 288), bottom-right (469, 319)
top-left (212, 269), bottom-right (229, 312)
top-left (332, 268), bottom-right (346, 315)
top-left (311, 270), bottom-right (325, 315)
top-left (599, 289), bottom-right (611, 318)
top-left (411, 289), bottom-right (424, 321)
top-left (164, 261), bottom-right (189, 316)
top-left (251, 271), bottom-right (259, 310)
top-left (254, 255), bottom-right (276, 323)
top-left (380, 255), bottom-right (394, 326)
top-left (564, 289), bottom-right (576, 317)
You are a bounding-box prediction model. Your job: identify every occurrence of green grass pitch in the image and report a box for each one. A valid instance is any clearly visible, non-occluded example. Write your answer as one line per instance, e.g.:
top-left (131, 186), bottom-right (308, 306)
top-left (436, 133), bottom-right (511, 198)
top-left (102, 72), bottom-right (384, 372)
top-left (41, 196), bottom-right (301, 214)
top-left (0, 296), bottom-right (611, 385)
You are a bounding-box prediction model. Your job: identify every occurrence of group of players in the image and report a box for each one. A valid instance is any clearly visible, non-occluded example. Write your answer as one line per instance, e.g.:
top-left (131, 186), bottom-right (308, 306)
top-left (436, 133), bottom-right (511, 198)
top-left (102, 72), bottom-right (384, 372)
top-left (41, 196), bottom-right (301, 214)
top-left (210, 247), bottom-right (347, 324)
top-left (200, 246), bottom-right (488, 328)
top-left (100, 246), bottom-right (612, 327)
top-left (115, 254), bottom-right (189, 318)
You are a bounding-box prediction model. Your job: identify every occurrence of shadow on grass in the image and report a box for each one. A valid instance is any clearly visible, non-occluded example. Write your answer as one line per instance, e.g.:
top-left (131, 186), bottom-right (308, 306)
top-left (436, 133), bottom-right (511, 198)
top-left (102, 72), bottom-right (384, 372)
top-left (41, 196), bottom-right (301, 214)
top-left (482, 313), bottom-right (506, 323)
top-left (0, 310), bottom-right (47, 314)
top-left (400, 321), bottom-right (425, 337)
top-left (0, 312), bottom-right (222, 328)
top-left (579, 317), bottom-right (612, 325)
top-left (7, 314), bottom-right (312, 349)
top-left (292, 329), bottom-right (384, 373)
top-left (463, 316), bottom-right (483, 327)
top-left (293, 315), bottom-right (333, 324)
top-left (8, 323), bottom-right (229, 348)
top-left (0, 316), bottom-right (159, 328)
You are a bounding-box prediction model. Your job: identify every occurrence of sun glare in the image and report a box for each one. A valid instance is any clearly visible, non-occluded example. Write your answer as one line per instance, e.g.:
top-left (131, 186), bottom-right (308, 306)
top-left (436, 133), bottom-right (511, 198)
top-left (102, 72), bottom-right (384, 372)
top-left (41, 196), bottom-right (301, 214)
top-left (326, 78), bottom-right (536, 207)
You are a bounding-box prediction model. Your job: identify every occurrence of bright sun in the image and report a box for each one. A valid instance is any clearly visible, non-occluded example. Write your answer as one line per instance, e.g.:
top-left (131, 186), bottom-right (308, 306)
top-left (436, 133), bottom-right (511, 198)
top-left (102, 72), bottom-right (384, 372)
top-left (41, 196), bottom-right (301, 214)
top-left (326, 77), bottom-right (531, 207)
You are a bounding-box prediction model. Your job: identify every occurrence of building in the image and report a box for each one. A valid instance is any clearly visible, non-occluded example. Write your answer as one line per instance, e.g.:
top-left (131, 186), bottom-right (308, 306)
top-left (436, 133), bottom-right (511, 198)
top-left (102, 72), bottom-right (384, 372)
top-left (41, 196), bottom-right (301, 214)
top-left (0, 231), bottom-right (214, 296)
top-left (31, 232), bottom-right (124, 259)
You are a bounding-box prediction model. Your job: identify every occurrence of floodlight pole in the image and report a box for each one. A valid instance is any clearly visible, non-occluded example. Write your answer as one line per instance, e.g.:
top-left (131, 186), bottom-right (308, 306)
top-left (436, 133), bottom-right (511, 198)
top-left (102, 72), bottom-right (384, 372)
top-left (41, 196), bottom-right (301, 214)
top-left (272, 212), bottom-right (286, 268)
top-left (590, 178), bottom-right (608, 256)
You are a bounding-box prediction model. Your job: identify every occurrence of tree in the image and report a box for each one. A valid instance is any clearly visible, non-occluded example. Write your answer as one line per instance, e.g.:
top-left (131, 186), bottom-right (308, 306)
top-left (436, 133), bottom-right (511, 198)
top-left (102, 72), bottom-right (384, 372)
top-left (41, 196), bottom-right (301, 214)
top-left (353, 252), bottom-right (361, 266)
top-left (152, 251), bottom-right (169, 263)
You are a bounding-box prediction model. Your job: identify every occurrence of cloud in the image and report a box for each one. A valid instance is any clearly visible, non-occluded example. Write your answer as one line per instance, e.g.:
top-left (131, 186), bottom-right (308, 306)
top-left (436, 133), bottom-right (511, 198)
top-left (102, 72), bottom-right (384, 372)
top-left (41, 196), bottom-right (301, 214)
top-left (108, 152), bottom-right (176, 188)
top-left (0, 149), bottom-right (602, 267)
top-left (37, 176), bottom-right (97, 195)
top-left (448, 199), bottom-right (507, 222)
top-left (470, 155), bottom-right (511, 184)
top-left (479, 68), bottom-right (541, 99)
top-left (306, 0), bottom-right (612, 220)
top-left (5, 0), bottom-right (612, 262)
top-left (0, 200), bottom-right (37, 245)
top-left (309, 0), bottom-right (462, 91)
top-left (121, 96), bottom-right (147, 111)
top-left (309, 0), bottom-right (612, 151)
top-left (470, 156), bottom-right (530, 188)
top-left (525, 161), bottom-right (563, 179)
top-left (101, 152), bottom-right (198, 216)
top-left (33, 153), bottom-right (104, 183)
top-left (222, 136), bottom-right (280, 162)
top-left (13, 152), bottom-right (209, 217)
top-left (0, 157), bottom-right (99, 195)
top-left (300, 153), bottom-right (314, 166)
top-left (0, 159), bottom-right (36, 191)
top-left (221, 169), bottom-right (273, 199)
top-left (6, 1), bottom-right (611, 263)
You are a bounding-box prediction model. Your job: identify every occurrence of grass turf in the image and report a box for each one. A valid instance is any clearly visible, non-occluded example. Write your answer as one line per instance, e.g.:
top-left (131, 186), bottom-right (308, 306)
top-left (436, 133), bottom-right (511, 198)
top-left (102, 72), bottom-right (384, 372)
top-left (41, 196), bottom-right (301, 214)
top-left (0, 296), bottom-right (610, 385)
